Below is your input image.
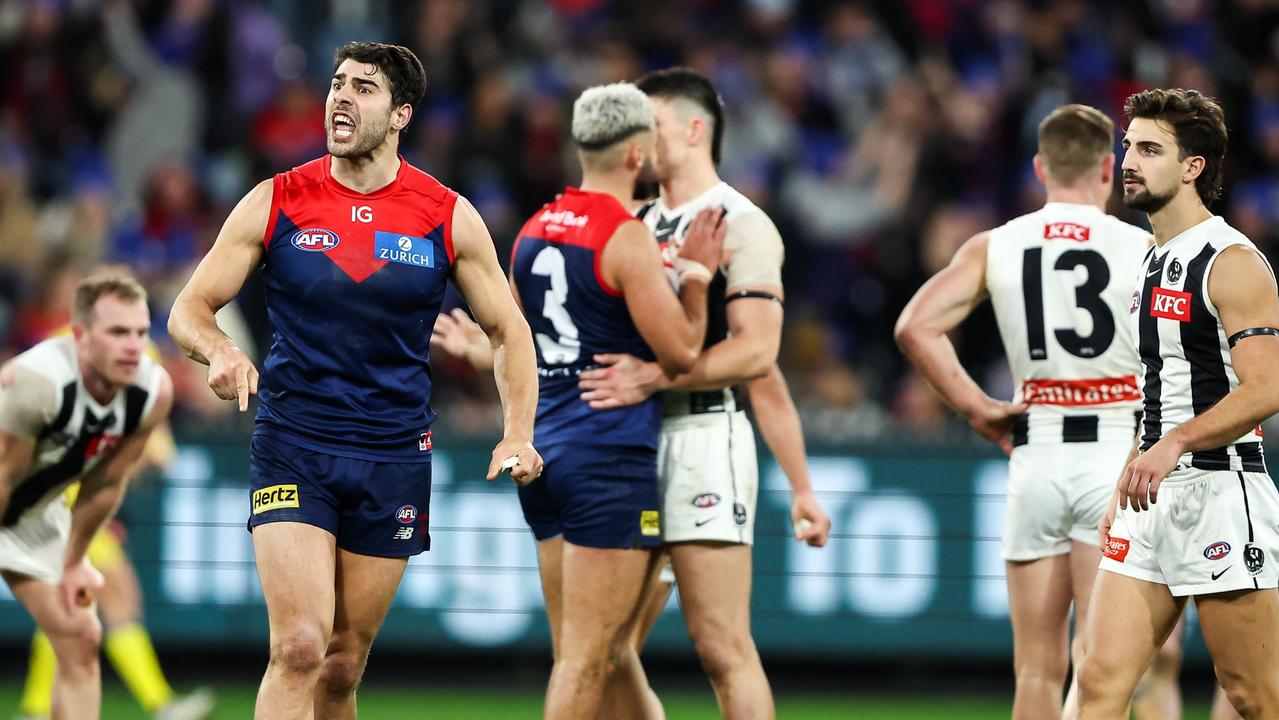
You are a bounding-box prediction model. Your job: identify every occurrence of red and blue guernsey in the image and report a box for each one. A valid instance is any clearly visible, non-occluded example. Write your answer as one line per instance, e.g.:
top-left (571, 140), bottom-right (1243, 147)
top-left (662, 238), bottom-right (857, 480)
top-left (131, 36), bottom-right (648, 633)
top-left (511, 188), bottom-right (658, 468)
top-left (256, 156), bottom-right (456, 462)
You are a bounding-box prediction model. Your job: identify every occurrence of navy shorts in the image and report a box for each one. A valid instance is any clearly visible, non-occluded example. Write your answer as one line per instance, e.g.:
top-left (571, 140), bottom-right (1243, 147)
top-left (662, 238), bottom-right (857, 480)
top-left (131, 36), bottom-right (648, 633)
top-left (247, 434), bottom-right (431, 557)
top-left (517, 447), bottom-right (661, 549)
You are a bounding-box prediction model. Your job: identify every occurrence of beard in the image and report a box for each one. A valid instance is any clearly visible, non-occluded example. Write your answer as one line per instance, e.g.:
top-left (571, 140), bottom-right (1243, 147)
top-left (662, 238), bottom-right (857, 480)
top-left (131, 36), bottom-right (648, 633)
top-left (327, 111), bottom-right (390, 159)
top-left (632, 157), bottom-right (659, 201)
top-left (1122, 177), bottom-right (1175, 213)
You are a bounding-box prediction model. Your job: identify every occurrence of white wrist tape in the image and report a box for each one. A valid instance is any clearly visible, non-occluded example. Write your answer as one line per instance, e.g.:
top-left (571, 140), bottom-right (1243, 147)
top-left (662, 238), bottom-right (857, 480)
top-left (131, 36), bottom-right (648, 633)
top-left (672, 256), bottom-right (713, 284)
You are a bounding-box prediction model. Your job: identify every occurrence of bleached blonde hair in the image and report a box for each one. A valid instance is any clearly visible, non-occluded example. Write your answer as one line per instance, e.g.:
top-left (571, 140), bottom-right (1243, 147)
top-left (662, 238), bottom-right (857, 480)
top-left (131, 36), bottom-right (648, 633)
top-left (571, 82), bottom-right (654, 150)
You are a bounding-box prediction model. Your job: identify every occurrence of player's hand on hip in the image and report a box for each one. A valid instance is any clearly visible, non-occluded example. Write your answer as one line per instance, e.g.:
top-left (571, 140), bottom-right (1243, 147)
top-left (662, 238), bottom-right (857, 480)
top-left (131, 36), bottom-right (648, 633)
top-left (578, 354), bottom-right (662, 409)
top-left (1098, 489), bottom-right (1120, 546)
top-left (431, 308), bottom-right (486, 359)
top-left (791, 491), bottom-right (832, 547)
top-left (207, 342), bottom-right (259, 412)
top-left (1119, 437), bottom-right (1181, 512)
top-left (966, 397), bottom-right (1028, 455)
top-left (59, 558), bottom-right (104, 614)
top-left (676, 207), bottom-right (727, 276)
top-left (488, 438), bottom-right (543, 485)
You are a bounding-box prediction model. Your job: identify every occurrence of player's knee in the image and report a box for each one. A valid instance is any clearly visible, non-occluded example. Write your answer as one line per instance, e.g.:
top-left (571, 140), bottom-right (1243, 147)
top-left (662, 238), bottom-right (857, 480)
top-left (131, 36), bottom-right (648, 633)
top-left (269, 629), bottom-right (326, 677)
top-left (1077, 654), bottom-right (1123, 702)
top-left (1216, 669), bottom-right (1279, 718)
top-left (687, 627), bottom-right (748, 682)
top-left (318, 649), bottom-right (369, 697)
top-left (49, 614), bottom-right (102, 675)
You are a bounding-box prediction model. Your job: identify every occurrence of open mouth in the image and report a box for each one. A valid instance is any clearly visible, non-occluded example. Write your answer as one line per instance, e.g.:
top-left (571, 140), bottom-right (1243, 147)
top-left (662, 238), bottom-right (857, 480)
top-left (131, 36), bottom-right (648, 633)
top-left (331, 111), bottom-right (356, 141)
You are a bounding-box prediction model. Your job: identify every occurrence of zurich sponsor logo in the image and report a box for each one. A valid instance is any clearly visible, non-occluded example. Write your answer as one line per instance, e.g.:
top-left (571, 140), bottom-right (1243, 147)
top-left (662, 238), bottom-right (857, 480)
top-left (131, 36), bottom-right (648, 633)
top-left (396, 505), bottom-right (418, 524)
top-left (291, 228), bottom-right (340, 252)
top-left (374, 230), bottom-right (434, 268)
top-left (692, 493), bottom-right (721, 509)
top-left (1204, 541), bottom-right (1231, 560)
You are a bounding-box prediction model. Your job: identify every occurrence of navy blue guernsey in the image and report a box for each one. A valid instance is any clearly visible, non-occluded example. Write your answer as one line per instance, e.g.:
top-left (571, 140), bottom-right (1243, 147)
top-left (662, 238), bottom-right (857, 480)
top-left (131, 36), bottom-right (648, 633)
top-left (255, 156), bottom-right (457, 462)
top-left (511, 188), bottom-right (659, 467)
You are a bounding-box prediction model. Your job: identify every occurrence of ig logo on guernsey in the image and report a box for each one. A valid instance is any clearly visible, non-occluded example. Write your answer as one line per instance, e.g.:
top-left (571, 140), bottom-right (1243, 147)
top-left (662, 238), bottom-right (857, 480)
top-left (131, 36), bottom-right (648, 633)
top-left (374, 231), bottom-right (434, 268)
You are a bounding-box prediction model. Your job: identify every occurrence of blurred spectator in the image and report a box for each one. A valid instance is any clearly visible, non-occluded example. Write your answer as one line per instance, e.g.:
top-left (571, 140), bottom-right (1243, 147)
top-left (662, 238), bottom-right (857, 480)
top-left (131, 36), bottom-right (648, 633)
top-left (1, 0), bottom-right (1277, 446)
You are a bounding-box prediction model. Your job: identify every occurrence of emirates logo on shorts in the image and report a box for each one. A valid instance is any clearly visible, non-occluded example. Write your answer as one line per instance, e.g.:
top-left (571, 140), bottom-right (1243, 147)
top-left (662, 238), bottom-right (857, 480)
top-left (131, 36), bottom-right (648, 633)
top-left (1103, 536), bottom-right (1130, 562)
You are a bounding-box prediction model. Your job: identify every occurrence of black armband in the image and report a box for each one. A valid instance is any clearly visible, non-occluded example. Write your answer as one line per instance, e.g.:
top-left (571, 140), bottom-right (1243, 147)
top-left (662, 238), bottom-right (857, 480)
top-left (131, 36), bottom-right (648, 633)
top-left (725, 290), bottom-right (783, 306)
top-left (1228, 327), bottom-right (1279, 348)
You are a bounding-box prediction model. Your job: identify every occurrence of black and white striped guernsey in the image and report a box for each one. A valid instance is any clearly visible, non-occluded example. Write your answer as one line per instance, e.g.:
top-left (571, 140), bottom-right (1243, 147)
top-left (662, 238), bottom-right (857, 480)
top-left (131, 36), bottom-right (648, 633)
top-left (1132, 216), bottom-right (1270, 472)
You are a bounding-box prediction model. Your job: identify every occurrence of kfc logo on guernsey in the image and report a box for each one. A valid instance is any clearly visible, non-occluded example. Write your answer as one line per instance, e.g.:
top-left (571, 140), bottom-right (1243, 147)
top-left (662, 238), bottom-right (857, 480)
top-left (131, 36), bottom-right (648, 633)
top-left (1043, 222), bottom-right (1091, 242)
top-left (291, 228), bottom-right (340, 252)
top-left (1151, 287), bottom-right (1192, 322)
top-left (539, 209), bottom-right (590, 229)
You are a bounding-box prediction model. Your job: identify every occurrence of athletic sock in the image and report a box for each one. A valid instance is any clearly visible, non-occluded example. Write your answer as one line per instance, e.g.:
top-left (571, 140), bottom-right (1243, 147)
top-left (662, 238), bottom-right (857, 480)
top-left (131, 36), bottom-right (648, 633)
top-left (104, 623), bottom-right (174, 712)
top-left (18, 630), bottom-right (55, 717)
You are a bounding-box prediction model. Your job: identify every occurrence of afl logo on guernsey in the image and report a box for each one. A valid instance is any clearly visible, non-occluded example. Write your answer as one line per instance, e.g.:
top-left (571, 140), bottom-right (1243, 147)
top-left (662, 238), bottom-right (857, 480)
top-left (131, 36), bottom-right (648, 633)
top-left (291, 228), bottom-right (340, 252)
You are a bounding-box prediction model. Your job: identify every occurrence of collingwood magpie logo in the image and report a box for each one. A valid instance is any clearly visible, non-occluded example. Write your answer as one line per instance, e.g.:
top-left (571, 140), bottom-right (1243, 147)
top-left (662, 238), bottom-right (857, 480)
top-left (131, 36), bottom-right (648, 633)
top-left (1168, 258), bottom-right (1183, 284)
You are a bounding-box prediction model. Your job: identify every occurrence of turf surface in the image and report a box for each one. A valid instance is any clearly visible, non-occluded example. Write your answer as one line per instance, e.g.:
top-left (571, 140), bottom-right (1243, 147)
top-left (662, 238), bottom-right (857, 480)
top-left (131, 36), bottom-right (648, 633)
top-left (0, 684), bottom-right (1019, 719)
top-left (0, 684), bottom-right (1217, 718)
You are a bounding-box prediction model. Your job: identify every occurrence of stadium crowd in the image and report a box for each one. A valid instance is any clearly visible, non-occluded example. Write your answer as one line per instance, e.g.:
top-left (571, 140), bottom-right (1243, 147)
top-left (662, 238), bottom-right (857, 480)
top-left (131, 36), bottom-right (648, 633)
top-left (2, 0), bottom-right (1278, 444)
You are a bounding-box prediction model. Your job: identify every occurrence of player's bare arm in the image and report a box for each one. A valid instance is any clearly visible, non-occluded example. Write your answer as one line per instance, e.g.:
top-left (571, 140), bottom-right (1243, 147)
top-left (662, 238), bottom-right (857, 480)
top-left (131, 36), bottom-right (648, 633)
top-left (449, 195), bottom-right (543, 484)
top-left (61, 368), bottom-right (171, 612)
top-left (603, 208), bottom-right (725, 374)
top-left (432, 308), bottom-right (494, 373)
top-left (746, 364), bottom-right (831, 546)
top-left (0, 430), bottom-right (34, 529)
top-left (169, 179), bottom-right (271, 412)
top-left (577, 285), bottom-right (781, 408)
top-left (0, 365), bottom-right (44, 523)
top-left (895, 232), bottom-right (1028, 453)
top-left (1120, 246), bottom-right (1279, 512)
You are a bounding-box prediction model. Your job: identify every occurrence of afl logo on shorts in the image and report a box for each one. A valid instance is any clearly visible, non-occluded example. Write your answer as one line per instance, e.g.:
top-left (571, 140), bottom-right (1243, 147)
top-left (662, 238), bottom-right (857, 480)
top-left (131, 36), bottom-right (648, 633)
top-left (692, 493), bottom-right (721, 509)
top-left (1245, 543), bottom-right (1265, 576)
top-left (396, 505), bottom-right (418, 524)
top-left (291, 228), bottom-right (340, 252)
top-left (1203, 541), bottom-right (1231, 560)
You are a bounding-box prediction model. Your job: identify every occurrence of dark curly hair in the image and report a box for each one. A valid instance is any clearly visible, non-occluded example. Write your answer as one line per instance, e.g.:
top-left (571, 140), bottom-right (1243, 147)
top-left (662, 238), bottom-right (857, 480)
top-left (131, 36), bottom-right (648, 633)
top-left (333, 42), bottom-right (427, 112)
top-left (1124, 88), bottom-right (1228, 203)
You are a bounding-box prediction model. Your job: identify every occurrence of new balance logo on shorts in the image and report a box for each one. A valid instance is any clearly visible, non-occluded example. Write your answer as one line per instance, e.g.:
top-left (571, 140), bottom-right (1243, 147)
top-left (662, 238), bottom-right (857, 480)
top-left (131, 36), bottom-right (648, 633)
top-left (393, 527), bottom-right (414, 540)
top-left (252, 484), bottom-right (300, 515)
top-left (1102, 536), bottom-right (1130, 562)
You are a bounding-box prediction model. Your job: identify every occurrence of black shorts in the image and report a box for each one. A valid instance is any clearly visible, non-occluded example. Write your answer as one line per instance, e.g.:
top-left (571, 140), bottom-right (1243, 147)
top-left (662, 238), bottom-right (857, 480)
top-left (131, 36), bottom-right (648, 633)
top-left (247, 434), bottom-right (431, 557)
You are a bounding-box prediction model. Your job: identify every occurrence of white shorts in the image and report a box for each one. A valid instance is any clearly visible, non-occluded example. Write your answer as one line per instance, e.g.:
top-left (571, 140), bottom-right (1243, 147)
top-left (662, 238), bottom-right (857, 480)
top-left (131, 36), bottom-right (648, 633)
top-left (1003, 441), bottom-right (1131, 561)
top-left (0, 499), bottom-right (70, 585)
top-left (1100, 467), bottom-right (1279, 596)
top-left (658, 410), bottom-right (758, 545)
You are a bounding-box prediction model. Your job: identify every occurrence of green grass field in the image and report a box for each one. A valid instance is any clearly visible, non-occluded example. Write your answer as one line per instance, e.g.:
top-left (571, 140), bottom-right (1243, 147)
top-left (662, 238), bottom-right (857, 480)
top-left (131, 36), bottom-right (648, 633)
top-left (0, 684), bottom-right (1219, 718)
top-left (0, 684), bottom-right (1019, 719)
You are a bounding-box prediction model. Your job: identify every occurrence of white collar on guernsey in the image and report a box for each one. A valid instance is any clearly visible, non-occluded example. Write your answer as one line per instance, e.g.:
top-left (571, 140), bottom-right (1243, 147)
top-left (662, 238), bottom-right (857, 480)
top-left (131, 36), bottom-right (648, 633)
top-left (1159, 215), bottom-right (1224, 250)
top-left (1041, 201), bottom-right (1104, 214)
top-left (654, 181), bottom-right (729, 216)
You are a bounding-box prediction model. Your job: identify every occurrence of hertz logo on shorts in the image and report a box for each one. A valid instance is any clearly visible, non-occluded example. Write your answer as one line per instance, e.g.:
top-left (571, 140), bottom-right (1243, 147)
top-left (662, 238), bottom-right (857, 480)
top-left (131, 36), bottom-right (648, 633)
top-left (640, 510), bottom-right (660, 537)
top-left (252, 484), bottom-right (300, 515)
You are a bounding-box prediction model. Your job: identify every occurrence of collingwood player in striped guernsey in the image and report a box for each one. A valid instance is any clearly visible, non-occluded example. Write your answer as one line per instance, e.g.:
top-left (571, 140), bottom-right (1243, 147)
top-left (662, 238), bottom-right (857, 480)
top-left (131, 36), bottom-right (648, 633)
top-left (896, 104), bottom-right (1151, 720)
top-left (1077, 90), bottom-right (1279, 720)
top-left (0, 273), bottom-right (172, 720)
